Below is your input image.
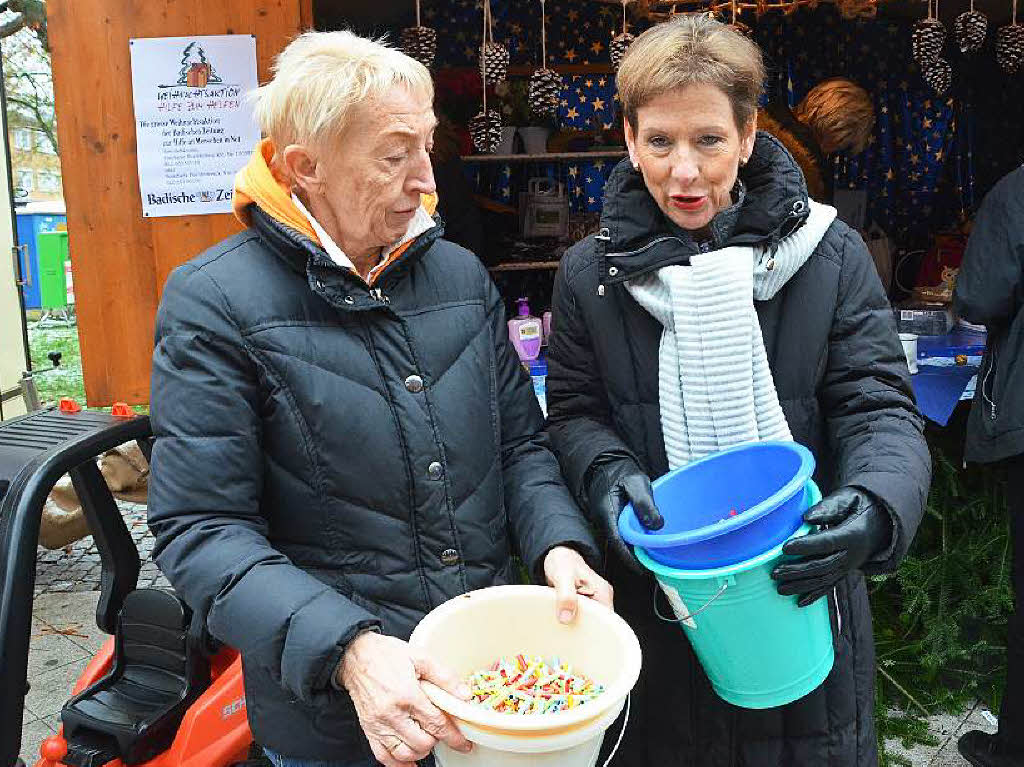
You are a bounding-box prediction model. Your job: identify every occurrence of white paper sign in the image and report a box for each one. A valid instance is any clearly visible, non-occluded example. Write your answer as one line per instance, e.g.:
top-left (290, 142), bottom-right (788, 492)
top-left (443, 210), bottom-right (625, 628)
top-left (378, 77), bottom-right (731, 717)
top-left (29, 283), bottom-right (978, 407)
top-left (129, 35), bottom-right (260, 218)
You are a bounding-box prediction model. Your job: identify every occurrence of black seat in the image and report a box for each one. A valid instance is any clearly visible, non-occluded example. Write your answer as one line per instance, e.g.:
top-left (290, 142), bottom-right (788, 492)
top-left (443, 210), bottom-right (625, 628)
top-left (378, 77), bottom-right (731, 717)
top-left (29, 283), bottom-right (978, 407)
top-left (61, 589), bottom-right (211, 766)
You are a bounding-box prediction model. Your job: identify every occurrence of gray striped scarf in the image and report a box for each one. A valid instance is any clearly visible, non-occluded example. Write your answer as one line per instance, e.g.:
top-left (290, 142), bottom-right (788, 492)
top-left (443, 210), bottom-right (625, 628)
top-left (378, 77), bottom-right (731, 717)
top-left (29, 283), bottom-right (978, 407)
top-left (626, 200), bottom-right (838, 470)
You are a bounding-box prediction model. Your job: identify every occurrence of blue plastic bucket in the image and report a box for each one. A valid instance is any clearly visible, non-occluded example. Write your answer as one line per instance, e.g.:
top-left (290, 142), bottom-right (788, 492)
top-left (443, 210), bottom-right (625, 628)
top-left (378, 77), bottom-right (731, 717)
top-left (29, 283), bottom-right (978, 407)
top-left (619, 441), bottom-right (815, 569)
top-left (636, 505), bottom-right (834, 709)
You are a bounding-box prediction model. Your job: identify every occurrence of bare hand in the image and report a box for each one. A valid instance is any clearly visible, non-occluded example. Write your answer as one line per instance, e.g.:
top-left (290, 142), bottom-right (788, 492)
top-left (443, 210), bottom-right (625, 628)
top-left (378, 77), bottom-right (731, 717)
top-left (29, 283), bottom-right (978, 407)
top-left (337, 632), bottom-right (473, 766)
top-left (543, 546), bottom-right (615, 624)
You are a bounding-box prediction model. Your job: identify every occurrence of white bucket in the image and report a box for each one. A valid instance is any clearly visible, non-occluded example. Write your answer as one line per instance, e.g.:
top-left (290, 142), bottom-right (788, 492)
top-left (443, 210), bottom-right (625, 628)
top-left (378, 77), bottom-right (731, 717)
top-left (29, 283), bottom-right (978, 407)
top-left (899, 333), bottom-right (919, 373)
top-left (408, 585), bottom-right (642, 767)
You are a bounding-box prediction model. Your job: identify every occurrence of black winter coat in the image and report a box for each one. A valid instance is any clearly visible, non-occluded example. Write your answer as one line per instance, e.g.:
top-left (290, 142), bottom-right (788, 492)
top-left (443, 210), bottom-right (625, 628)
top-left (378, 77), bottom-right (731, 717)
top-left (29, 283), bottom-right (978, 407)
top-left (148, 205), bottom-right (598, 759)
top-left (954, 165), bottom-right (1024, 464)
top-left (546, 134), bottom-right (931, 767)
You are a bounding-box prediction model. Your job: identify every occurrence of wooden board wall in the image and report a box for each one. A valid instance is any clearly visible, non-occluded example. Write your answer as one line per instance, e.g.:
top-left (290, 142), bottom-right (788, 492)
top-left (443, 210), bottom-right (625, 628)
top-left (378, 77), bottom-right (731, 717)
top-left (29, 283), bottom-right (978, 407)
top-left (48, 0), bottom-right (309, 405)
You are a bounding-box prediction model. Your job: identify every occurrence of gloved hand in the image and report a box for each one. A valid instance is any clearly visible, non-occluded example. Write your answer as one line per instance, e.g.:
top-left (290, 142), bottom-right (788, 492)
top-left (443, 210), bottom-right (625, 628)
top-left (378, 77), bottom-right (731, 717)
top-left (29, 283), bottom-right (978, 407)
top-left (586, 453), bottom-right (664, 574)
top-left (772, 487), bottom-right (893, 607)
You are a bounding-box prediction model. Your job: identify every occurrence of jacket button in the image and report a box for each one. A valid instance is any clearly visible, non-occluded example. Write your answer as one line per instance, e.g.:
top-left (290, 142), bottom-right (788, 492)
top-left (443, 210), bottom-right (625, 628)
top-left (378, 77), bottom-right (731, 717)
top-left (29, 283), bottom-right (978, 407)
top-left (427, 461), bottom-right (444, 480)
top-left (344, 296), bottom-right (354, 305)
top-left (440, 548), bottom-right (460, 566)
top-left (405, 375), bottom-right (424, 393)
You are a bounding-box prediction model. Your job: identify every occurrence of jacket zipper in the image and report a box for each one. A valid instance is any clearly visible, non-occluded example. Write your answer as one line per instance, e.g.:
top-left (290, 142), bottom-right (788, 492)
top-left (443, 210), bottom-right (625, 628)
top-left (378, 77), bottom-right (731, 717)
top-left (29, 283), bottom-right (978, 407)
top-left (601, 235), bottom-right (692, 293)
top-left (982, 346), bottom-right (999, 420)
top-left (370, 287), bottom-right (390, 304)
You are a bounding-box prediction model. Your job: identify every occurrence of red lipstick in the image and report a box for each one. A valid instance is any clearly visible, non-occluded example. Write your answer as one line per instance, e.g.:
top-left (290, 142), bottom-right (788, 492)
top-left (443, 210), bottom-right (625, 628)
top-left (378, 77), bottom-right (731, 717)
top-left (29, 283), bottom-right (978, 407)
top-left (670, 195), bottom-right (706, 212)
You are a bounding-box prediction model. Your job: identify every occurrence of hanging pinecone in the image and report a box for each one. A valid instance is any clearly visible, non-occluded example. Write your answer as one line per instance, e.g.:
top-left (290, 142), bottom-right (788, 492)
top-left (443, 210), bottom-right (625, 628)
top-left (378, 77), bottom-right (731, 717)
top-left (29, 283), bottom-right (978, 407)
top-left (529, 68), bottom-right (562, 117)
top-left (997, 23), bottom-right (1024, 73)
top-left (469, 109), bottom-right (503, 154)
top-left (609, 32), bottom-right (635, 70)
top-left (954, 10), bottom-right (988, 52)
top-left (921, 57), bottom-right (953, 93)
top-left (912, 18), bottom-right (946, 66)
top-left (479, 41), bottom-right (510, 85)
top-left (400, 26), bottom-right (437, 68)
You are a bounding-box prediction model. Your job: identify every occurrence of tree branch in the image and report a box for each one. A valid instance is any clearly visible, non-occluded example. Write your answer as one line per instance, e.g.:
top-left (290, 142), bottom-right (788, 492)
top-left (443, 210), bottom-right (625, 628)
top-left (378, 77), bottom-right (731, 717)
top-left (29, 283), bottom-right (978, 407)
top-left (0, 13), bottom-right (26, 38)
top-left (6, 93), bottom-right (57, 153)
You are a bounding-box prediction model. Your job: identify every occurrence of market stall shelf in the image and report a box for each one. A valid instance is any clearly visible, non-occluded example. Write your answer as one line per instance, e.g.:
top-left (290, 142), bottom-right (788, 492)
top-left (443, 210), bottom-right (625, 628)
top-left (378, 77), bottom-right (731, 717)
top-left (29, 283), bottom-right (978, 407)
top-left (462, 151), bottom-right (628, 162)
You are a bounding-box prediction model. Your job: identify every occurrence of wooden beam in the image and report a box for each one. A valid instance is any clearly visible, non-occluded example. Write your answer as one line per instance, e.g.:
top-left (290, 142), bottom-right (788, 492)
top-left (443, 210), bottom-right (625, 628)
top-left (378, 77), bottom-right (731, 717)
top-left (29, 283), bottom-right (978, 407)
top-left (48, 0), bottom-right (306, 405)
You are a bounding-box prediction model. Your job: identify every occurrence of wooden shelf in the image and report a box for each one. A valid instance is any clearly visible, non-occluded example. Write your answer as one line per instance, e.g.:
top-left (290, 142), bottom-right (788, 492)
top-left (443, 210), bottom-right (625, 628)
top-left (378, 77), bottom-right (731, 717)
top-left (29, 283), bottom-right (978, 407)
top-left (488, 261), bottom-right (562, 272)
top-left (462, 151), bottom-right (627, 163)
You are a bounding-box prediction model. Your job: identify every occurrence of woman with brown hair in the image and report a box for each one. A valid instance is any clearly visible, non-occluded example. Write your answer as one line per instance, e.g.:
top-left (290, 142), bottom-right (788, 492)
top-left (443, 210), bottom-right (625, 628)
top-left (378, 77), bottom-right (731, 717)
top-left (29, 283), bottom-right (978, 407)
top-left (546, 15), bottom-right (929, 766)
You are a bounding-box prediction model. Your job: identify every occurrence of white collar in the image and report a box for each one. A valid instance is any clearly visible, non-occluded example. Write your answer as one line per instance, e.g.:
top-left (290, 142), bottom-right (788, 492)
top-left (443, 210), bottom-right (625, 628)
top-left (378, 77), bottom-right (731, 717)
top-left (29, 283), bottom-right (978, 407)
top-left (291, 193), bottom-right (361, 272)
top-left (291, 193), bottom-right (436, 281)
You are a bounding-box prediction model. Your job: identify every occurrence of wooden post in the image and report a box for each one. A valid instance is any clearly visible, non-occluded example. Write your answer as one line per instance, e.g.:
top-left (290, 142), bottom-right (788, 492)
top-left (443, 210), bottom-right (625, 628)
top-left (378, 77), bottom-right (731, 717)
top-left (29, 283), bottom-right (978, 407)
top-left (47, 0), bottom-right (305, 405)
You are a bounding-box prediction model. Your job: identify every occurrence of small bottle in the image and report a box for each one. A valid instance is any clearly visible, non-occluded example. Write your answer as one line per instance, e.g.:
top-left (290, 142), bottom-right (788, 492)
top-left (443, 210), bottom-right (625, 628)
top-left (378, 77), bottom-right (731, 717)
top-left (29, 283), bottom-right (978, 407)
top-left (508, 297), bottom-right (543, 363)
top-left (542, 310), bottom-right (552, 346)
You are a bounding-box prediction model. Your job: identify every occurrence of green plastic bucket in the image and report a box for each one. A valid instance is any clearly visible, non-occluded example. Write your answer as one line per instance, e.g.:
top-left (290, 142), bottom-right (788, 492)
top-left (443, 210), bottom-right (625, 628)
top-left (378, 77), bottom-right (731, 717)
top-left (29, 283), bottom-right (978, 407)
top-left (635, 485), bottom-right (834, 709)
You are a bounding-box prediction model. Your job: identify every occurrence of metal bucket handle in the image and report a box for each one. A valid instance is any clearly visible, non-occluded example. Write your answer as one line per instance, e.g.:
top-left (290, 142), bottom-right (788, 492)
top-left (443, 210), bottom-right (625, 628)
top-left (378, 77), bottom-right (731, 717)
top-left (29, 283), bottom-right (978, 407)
top-left (653, 580), bottom-right (728, 623)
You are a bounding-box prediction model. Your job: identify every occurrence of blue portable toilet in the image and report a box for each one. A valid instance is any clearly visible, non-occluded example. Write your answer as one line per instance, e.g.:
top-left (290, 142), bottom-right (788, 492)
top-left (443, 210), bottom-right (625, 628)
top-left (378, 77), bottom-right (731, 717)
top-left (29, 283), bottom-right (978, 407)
top-left (15, 201), bottom-right (67, 310)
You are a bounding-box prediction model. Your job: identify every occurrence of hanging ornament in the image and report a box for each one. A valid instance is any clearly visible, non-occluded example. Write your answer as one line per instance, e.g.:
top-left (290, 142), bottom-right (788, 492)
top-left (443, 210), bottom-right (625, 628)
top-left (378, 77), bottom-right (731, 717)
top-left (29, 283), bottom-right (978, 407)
top-left (529, 0), bottom-right (563, 116)
top-left (921, 57), bottom-right (953, 93)
top-left (479, 0), bottom-right (509, 85)
top-left (400, 1), bottom-right (437, 68)
top-left (912, 0), bottom-right (946, 66)
top-left (954, 0), bottom-right (988, 53)
top-left (472, 4), bottom-right (502, 153)
top-left (997, 0), bottom-right (1024, 73)
top-left (610, 1), bottom-right (636, 71)
top-left (470, 109), bottom-right (503, 153)
top-left (529, 69), bottom-right (562, 116)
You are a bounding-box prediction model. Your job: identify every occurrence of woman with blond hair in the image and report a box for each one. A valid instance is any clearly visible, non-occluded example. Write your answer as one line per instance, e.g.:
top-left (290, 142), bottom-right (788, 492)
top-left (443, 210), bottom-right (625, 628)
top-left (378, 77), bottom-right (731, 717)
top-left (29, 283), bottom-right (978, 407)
top-left (546, 15), bottom-right (929, 765)
top-left (147, 30), bottom-right (612, 767)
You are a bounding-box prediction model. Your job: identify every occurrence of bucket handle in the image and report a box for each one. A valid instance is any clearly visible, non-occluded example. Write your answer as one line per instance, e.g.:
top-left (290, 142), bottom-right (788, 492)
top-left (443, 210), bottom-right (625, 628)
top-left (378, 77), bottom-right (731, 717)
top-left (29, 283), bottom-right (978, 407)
top-left (600, 692), bottom-right (630, 767)
top-left (653, 581), bottom-right (728, 623)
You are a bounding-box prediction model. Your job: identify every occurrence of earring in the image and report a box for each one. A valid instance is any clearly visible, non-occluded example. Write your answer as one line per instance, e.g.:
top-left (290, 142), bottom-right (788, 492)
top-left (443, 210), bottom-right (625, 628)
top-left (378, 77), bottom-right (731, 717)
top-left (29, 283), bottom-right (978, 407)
top-left (633, 162), bottom-right (640, 172)
top-left (739, 157), bottom-right (748, 168)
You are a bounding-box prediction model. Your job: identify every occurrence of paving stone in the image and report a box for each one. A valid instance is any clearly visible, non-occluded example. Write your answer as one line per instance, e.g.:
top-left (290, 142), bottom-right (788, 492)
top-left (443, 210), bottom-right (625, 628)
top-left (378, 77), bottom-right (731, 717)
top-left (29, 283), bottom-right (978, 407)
top-left (24, 657), bottom-right (89, 718)
top-left (884, 709), bottom-right (969, 766)
top-left (27, 625), bottom-right (90, 679)
top-left (19, 715), bottom-right (56, 766)
top-left (930, 705), bottom-right (999, 765)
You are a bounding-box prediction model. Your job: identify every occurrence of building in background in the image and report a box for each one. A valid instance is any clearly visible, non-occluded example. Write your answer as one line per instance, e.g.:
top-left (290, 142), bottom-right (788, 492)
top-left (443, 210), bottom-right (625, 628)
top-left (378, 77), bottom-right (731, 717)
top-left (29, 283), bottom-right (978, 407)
top-left (9, 119), bottom-right (61, 202)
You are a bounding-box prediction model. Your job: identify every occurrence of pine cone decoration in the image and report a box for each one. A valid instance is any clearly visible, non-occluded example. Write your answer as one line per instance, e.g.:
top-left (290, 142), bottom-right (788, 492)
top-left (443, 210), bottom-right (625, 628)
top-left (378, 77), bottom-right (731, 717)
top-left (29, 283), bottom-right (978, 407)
top-left (400, 26), bottom-right (437, 68)
top-left (921, 57), bottom-right (953, 94)
top-left (954, 10), bottom-right (988, 52)
top-left (912, 18), bottom-right (946, 66)
top-left (469, 109), bottom-right (503, 154)
top-left (528, 68), bottom-right (562, 117)
top-left (609, 32), bottom-right (635, 70)
top-left (997, 23), bottom-right (1024, 73)
top-left (479, 42), bottom-right (510, 85)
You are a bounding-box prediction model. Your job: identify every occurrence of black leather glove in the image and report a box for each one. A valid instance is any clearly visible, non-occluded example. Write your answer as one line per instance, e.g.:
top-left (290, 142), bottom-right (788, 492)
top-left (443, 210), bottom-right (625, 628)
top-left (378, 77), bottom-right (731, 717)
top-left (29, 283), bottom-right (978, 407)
top-left (771, 487), bottom-right (893, 607)
top-left (586, 453), bottom-right (664, 574)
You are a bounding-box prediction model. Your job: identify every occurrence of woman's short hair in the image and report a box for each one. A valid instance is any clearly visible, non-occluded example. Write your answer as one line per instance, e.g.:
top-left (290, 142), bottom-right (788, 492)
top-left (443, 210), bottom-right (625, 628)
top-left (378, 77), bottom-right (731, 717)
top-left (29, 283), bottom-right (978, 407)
top-left (253, 30), bottom-right (433, 152)
top-left (794, 78), bottom-right (875, 155)
top-left (616, 15), bottom-right (765, 132)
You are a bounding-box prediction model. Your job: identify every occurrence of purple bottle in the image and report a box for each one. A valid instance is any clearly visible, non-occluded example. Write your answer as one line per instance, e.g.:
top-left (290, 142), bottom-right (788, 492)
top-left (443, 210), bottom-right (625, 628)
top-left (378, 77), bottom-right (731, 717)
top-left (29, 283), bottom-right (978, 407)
top-left (508, 297), bottom-right (543, 363)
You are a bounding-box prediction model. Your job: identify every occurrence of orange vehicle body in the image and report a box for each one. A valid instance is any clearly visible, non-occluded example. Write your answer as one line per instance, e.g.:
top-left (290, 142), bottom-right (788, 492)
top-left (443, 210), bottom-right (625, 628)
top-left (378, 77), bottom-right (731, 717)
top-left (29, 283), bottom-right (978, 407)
top-left (34, 639), bottom-right (252, 767)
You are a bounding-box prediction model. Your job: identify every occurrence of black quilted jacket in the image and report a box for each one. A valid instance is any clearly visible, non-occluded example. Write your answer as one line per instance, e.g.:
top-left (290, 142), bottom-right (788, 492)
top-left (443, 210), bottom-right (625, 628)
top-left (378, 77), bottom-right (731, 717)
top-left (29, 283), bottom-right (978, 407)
top-left (954, 165), bottom-right (1024, 464)
top-left (546, 134), bottom-right (931, 767)
top-left (148, 205), bottom-right (598, 759)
